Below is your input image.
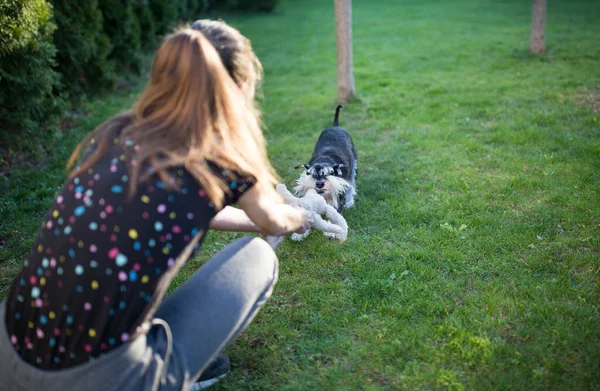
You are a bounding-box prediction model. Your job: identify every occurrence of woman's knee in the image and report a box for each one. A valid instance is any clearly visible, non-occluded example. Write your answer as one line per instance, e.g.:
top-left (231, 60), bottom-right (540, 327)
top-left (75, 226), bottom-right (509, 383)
top-left (235, 236), bottom-right (278, 285)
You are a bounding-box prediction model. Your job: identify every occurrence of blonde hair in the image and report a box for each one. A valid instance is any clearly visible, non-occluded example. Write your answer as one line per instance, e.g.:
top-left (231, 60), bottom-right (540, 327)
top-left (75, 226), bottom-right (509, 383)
top-left (68, 25), bottom-right (277, 208)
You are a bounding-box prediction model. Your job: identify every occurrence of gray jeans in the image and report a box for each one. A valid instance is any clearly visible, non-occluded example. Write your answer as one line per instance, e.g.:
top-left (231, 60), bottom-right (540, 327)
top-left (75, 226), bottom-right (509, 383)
top-left (0, 237), bottom-right (278, 391)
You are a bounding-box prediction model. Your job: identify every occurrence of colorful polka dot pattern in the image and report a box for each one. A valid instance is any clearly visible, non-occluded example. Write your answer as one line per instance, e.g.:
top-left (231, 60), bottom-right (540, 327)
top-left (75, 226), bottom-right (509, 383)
top-left (5, 144), bottom-right (254, 370)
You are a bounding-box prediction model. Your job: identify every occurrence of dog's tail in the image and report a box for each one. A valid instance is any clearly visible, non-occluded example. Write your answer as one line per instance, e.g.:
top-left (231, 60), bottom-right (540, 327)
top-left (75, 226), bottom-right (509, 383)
top-left (333, 105), bottom-right (343, 127)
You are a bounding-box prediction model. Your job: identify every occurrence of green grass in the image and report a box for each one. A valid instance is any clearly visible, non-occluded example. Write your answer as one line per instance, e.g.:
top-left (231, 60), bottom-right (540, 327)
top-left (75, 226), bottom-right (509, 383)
top-left (2, 0), bottom-right (600, 389)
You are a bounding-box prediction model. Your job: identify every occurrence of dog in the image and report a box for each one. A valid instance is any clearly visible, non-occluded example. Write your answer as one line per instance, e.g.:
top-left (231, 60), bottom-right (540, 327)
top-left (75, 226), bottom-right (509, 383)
top-left (294, 105), bottom-right (357, 214)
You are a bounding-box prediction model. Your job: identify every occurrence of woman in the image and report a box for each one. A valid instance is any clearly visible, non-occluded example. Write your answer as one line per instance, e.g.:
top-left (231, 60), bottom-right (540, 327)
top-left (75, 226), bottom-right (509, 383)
top-left (0, 20), bottom-right (311, 391)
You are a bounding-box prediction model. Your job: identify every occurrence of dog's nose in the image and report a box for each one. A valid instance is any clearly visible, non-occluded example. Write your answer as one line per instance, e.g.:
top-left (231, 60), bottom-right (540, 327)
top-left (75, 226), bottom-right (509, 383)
top-left (316, 181), bottom-right (324, 189)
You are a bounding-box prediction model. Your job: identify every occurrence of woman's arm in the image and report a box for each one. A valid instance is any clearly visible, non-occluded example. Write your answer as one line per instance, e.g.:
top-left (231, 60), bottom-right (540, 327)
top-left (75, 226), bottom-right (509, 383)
top-left (237, 181), bottom-right (311, 237)
top-left (209, 206), bottom-right (261, 232)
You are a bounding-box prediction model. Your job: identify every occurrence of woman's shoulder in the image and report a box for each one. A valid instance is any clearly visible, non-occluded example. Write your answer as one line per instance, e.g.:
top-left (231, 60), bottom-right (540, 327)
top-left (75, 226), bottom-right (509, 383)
top-left (204, 161), bottom-right (256, 206)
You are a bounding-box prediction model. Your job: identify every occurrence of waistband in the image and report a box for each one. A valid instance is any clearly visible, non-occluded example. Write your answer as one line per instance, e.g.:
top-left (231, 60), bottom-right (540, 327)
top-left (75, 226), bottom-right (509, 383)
top-left (0, 300), bottom-right (152, 390)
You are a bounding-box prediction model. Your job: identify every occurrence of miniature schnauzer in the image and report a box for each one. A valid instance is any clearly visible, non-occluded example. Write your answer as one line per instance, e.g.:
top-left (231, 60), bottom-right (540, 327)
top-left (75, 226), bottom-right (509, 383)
top-left (294, 105), bottom-right (357, 214)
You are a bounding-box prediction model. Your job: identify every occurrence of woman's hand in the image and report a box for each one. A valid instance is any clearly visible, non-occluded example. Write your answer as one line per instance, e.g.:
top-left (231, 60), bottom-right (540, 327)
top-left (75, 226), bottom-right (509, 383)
top-left (237, 182), bottom-right (313, 237)
top-left (294, 208), bottom-right (313, 234)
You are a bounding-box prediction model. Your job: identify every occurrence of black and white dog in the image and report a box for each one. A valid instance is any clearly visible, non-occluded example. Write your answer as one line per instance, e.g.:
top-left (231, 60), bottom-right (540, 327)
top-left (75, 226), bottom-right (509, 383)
top-left (294, 105), bottom-right (357, 214)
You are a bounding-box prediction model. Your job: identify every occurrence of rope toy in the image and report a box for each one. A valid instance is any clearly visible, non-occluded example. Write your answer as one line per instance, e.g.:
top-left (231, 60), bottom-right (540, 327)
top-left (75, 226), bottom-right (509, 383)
top-left (269, 183), bottom-right (348, 245)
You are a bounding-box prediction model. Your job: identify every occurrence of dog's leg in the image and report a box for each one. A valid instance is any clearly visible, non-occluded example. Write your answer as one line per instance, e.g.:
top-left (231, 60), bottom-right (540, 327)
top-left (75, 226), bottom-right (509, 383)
top-left (344, 159), bottom-right (358, 208)
top-left (337, 193), bottom-right (346, 214)
top-left (343, 187), bottom-right (355, 208)
top-left (324, 231), bottom-right (337, 240)
top-left (312, 214), bottom-right (343, 240)
top-left (291, 229), bottom-right (311, 241)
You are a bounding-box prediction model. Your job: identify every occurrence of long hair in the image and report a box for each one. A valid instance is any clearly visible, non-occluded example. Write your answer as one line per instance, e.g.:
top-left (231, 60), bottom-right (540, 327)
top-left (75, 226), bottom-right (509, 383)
top-left (67, 26), bottom-right (277, 208)
top-left (190, 19), bottom-right (263, 102)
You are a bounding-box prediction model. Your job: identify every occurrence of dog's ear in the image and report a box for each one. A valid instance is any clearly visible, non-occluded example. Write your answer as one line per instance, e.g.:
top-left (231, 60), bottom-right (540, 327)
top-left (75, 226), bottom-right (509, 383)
top-left (295, 164), bottom-right (309, 170)
top-left (333, 164), bottom-right (345, 176)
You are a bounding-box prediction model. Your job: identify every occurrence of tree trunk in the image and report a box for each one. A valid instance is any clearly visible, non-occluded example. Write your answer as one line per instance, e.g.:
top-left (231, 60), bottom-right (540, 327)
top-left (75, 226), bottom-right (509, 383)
top-left (530, 0), bottom-right (547, 54)
top-left (334, 0), bottom-right (356, 103)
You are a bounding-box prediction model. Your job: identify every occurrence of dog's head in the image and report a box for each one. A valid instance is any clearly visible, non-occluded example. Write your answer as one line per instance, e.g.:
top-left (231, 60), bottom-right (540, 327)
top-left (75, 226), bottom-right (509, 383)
top-left (294, 163), bottom-right (350, 208)
top-left (295, 163), bottom-right (345, 191)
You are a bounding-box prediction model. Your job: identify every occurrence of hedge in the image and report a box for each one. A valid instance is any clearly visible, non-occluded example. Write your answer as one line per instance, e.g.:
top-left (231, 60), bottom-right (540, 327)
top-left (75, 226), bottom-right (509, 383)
top-left (226, 0), bottom-right (280, 12)
top-left (0, 0), bottom-right (65, 153)
top-left (206, 0), bottom-right (280, 12)
top-left (150, 0), bottom-right (178, 36)
top-left (51, 0), bottom-right (115, 96)
top-left (134, 0), bottom-right (157, 50)
top-left (0, 0), bottom-right (281, 155)
top-left (99, 0), bottom-right (142, 72)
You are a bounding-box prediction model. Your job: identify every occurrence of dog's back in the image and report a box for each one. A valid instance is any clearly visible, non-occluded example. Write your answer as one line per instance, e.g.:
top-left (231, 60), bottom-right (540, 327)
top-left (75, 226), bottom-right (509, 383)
top-left (313, 129), bottom-right (354, 158)
top-left (312, 105), bottom-right (356, 163)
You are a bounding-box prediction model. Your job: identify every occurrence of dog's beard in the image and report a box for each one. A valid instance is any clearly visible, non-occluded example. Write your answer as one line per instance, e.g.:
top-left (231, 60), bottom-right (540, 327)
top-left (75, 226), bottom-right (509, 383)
top-left (293, 172), bottom-right (351, 209)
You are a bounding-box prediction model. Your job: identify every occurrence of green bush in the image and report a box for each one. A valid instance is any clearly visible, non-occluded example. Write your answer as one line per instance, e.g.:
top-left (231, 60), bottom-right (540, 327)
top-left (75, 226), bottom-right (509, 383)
top-left (150, 0), bottom-right (178, 36)
top-left (205, 0), bottom-right (280, 12)
top-left (51, 0), bottom-right (115, 96)
top-left (0, 0), bottom-right (66, 153)
top-left (0, 0), bottom-right (46, 55)
top-left (99, 0), bottom-right (142, 71)
top-left (134, 0), bottom-right (157, 50)
top-left (230, 0), bottom-right (280, 12)
top-left (187, 0), bottom-right (208, 15)
top-left (178, 0), bottom-right (204, 21)
top-left (178, 0), bottom-right (189, 20)
top-left (0, 0), bottom-right (280, 155)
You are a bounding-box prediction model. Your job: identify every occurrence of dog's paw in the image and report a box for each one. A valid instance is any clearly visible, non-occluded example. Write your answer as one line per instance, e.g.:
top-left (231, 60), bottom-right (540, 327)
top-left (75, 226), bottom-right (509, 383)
top-left (291, 233), bottom-right (307, 241)
top-left (323, 232), bottom-right (337, 240)
top-left (344, 189), bottom-right (356, 208)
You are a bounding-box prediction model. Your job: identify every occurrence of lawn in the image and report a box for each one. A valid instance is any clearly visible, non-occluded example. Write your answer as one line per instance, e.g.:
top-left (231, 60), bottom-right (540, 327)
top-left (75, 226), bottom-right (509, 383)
top-left (1, 0), bottom-right (600, 389)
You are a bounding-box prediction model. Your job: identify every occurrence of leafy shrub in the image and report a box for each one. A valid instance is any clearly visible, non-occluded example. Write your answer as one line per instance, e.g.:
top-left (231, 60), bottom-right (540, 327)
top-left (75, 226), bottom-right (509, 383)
top-left (0, 0), bottom-right (66, 153)
top-left (51, 0), bottom-right (115, 96)
top-left (178, 0), bottom-right (206, 21)
top-left (178, 0), bottom-right (189, 20)
top-left (231, 0), bottom-right (280, 12)
top-left (134, 0), bottom-right (157, 50)
top-left (99, 0), bottom-right (142, 71)
top-left (187, 0), bottom-right (209, 15)
top-left (150, 0), bottom-right (178, 36)
top-left (206, 0), bottom-right (280, 12)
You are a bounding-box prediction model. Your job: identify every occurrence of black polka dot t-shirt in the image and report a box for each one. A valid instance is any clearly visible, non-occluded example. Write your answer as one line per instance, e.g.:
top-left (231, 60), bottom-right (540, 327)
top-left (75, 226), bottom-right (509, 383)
top-left (4, 141), bottom-right (254, 369)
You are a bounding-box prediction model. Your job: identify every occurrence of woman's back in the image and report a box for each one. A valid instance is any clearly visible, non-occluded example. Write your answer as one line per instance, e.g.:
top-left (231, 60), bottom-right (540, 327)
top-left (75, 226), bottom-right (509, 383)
top-left (5, 137), bottom-right (252, 369)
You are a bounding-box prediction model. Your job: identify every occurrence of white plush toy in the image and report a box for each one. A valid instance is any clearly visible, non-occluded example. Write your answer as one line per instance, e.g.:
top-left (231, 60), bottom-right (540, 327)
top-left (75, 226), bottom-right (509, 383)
top-left (268, 183), bottom-right (348, 245)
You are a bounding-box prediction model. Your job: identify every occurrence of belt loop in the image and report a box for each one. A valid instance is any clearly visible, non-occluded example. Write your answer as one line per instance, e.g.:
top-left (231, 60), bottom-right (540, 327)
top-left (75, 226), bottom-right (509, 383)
top-left (149, 318), bottom-right (176, 389)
